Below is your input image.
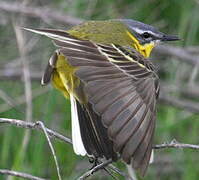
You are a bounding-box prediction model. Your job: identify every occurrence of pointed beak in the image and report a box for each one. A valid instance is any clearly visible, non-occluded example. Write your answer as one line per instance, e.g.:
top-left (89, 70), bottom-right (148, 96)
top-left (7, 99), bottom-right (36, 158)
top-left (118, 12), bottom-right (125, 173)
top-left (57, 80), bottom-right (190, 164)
top-left (162, 34), bottom-right (181, 41)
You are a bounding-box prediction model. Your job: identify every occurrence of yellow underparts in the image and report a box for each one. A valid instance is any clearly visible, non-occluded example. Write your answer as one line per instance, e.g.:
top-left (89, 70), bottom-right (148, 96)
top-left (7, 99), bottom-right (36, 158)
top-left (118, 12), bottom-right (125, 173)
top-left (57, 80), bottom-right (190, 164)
top-left (52, 54), bottom-right (80, 99)
top-left (126, 31), bottom-right (155, 58)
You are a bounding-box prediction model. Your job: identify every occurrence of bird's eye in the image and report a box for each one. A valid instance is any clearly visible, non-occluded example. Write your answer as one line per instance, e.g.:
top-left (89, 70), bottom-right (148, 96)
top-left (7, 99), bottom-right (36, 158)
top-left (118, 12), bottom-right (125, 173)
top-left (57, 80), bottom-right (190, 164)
top-left (142, 32), bottom-right (151, 39)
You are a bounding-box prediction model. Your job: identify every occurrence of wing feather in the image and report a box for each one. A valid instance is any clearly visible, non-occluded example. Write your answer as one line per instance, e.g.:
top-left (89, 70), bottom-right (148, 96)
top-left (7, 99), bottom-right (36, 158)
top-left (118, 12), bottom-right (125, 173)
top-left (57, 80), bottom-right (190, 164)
top-left (32, 28), bottom-right (159, 175)
top-left (57, 37), bottom-right (158, 173)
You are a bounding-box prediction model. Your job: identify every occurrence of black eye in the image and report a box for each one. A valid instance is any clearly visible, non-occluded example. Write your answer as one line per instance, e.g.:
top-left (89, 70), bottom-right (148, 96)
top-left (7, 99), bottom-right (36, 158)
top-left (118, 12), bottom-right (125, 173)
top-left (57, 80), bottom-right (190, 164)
top-left (142, 32), bottom-right (151, 38)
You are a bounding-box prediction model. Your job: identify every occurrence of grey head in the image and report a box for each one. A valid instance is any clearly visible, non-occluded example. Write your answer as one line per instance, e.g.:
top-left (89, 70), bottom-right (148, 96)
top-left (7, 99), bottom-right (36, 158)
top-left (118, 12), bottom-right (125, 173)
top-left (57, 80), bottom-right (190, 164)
top-left (118, 19), bottom-right (180, 45)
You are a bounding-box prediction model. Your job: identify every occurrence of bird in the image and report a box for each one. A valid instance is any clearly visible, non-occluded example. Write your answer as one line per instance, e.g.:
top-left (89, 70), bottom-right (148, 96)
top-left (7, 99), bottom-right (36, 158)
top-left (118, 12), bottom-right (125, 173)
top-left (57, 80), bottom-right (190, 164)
top-left (24, 19), bottom-right (180, 177)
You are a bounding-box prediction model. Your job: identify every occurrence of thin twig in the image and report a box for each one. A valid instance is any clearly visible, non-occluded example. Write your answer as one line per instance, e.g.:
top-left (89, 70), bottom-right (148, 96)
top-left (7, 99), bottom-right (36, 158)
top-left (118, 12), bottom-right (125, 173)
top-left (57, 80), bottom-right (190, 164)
top-left (2, 117), bottom-right (199, 151)
top-left (154, 139), bottom-right (199, 150)
top-left (108, 164), bottom-right (134, 180)
top-left (0, 118), bottom-right (72, 144)
top-left (78, 159), bottom-right (113, 180)
top-left (0, 169), bottom-right (48, 180)
top-left (96, 158), bottom-right (134, 180)
top-left (36, 121), bottom-right (62, 180)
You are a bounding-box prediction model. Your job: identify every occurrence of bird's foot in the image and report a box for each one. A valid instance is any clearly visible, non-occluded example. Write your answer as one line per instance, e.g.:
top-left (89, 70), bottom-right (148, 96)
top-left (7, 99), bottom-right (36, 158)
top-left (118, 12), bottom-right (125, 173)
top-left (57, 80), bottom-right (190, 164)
top-left (89, 157), bottom-right (99, 170)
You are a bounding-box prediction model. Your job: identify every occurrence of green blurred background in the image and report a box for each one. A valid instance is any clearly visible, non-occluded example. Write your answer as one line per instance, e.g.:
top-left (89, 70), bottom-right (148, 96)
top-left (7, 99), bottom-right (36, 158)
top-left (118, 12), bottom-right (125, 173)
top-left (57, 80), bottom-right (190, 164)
top-left (0, 0), bottom-right (199, 179)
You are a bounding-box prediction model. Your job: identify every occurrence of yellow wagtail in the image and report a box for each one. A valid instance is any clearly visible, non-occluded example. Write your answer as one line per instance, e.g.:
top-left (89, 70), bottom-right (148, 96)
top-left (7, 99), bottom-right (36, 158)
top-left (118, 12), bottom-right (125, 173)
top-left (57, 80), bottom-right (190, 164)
top-left (24, 19), bottom-right (179, 176)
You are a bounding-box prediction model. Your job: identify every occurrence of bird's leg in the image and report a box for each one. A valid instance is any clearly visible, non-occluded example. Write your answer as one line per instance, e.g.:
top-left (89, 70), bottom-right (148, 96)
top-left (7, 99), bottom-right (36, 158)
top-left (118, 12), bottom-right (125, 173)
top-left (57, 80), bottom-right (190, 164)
top-left (89, 157), bottom-right (99, 169)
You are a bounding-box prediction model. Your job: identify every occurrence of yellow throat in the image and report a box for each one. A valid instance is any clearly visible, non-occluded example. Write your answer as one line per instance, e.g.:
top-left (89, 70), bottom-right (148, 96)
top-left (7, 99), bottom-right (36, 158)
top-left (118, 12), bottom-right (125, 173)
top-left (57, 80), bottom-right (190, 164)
top-left (126, 31), bottom-right (155, 58)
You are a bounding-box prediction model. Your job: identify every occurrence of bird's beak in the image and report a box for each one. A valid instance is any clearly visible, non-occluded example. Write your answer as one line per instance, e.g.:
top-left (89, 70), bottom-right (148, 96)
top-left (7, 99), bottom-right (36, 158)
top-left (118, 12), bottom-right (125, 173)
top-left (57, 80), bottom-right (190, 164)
top-left (162, 34), bottom-right (181, 41)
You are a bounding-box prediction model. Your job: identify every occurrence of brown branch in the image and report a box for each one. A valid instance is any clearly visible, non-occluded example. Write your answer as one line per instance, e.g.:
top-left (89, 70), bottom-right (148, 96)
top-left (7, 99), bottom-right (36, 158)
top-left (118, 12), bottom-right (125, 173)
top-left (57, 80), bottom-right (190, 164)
top-left (1, 117), bottom-right (199, 152)
top-left (0, 1), bottom-right (83, 25)
top-left (154, 139), bottom-right (199, 150)
top-left (0, 118), bottom-right (72, 144)
top-left (108, 164), bottom-right (134, 180)
top-left (78, 159), bottom-right (113, 180)
top-left (0, 169), bottom-right (48, 180)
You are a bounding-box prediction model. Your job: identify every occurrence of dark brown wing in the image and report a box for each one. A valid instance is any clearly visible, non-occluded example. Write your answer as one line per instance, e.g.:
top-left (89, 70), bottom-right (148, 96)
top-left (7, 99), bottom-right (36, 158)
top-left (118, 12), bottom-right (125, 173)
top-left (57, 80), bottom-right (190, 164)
top-left (53, 37), bottom-right (158, 176)
top-left (36, 28), bottom-right (159, 176)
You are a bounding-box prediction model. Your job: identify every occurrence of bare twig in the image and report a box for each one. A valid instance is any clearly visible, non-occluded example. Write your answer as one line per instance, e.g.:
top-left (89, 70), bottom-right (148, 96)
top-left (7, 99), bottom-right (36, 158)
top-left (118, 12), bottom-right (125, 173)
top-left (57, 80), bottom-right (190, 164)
top-left (108, 164), bottom-right (134, 180)
top-left (154, 139), bottom-right (199, 150)
top-left (36, 121), bottom-right (62, 180)
top-left (2, 117), bottom-right (199, 152)
top-left (78, 159), bottom-right (113, 180)
top-left (0, 118), bottom-right (72, 144)
top-left (0, 1), bottom-right (83, 25)
top-left (0, 169), bottom-right (47, 180)
top-left (96, 159), bottom-right (134, 180)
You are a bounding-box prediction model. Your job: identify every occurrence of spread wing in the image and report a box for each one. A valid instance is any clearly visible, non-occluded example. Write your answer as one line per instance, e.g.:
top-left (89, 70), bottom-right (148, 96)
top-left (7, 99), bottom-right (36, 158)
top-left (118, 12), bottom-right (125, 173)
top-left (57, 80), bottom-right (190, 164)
top-left (27, 28), bottom-right (159, 176)
top-left (55, 40), bottom-right (158, 176)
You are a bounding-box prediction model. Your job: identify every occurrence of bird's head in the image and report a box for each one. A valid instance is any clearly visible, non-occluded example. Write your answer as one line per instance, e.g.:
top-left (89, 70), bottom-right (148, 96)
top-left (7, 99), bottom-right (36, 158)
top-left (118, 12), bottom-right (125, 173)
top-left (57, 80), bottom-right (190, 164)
top-left (120, 19), bottom-right (180, 57)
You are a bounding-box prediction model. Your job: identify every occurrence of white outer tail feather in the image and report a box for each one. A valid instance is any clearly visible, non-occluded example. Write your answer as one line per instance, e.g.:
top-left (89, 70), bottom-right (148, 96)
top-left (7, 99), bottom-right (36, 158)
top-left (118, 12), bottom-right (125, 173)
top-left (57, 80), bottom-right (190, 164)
top-left (127, 150), bottom-right (154, 179)
top-left (149, 150), bottom-right (154, 164)
top-left (70, 94), bottom-right (87, 156)
top-left (23, 28), bottom-right (81, 43)
top-left (126, 165), bottom-right (138, 180)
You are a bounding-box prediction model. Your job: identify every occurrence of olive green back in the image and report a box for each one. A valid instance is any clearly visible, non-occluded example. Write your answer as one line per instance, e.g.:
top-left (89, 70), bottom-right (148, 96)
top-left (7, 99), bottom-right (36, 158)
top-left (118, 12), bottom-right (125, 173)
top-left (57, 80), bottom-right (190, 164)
top-left (67, 20), bottom-right (133, 46)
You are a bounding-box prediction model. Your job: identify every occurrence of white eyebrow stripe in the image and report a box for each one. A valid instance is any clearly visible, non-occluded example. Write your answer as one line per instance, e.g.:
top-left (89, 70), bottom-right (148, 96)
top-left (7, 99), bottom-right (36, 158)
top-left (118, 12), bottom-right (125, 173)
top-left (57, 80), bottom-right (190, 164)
top-left (133, 27), bottom-right (157, 36)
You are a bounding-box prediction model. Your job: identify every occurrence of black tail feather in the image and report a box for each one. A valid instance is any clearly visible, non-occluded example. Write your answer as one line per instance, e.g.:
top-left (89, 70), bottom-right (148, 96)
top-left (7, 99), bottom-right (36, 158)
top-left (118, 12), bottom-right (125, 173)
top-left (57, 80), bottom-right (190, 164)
top-left (76, 100), bottom-right (117, 160)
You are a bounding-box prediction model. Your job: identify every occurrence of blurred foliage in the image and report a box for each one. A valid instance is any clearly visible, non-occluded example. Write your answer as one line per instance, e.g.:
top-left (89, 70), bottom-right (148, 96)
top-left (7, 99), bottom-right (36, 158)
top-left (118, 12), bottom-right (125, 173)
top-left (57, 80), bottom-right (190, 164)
top-left (0, 0), bottom-right (199, 180)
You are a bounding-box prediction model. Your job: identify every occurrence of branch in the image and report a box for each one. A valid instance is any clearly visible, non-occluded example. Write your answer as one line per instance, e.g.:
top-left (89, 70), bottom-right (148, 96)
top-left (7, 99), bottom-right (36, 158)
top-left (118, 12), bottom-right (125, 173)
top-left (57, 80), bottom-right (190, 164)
top-left (0, 1), bottom-right (83, 25)
top-left (37, 121), bottom-right (62, 180)
top-left (0, 169), bottom-right (48, 180)
top-left (108, 164), bottom-right (134, 180)
top-left (0, 118), bottom-right (72, 144)
top-left (3, 117), bottom-right (199, 180)
top-left (78, 159), bottom-right (113, 180)
top-left (154, 139), bottom-right (199, 150)
top-left (2, 118), bottom-right (199, 151)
